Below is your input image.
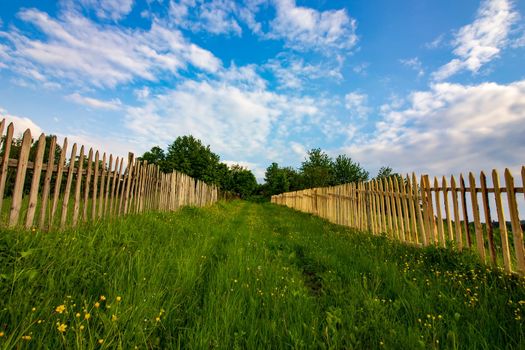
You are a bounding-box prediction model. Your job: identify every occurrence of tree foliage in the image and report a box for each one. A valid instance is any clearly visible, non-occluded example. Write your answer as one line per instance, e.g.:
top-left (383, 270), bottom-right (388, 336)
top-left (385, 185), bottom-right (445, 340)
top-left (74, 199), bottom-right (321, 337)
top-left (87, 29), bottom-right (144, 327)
top-left (139, 135), bottom-right (257, 198)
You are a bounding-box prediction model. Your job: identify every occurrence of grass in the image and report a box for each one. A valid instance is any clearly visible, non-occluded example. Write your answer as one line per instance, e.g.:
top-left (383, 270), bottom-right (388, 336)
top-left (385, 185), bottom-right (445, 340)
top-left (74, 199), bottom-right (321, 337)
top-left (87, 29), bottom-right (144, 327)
top-left (0, 200), bottom-right (524, 349)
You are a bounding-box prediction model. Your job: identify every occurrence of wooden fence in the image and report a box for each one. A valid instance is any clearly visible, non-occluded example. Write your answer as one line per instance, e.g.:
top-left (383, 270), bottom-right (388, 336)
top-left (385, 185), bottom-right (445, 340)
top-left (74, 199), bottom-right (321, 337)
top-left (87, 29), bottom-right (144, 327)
top-left (0, 119), bottom-right (227, 230)
top-left (271, 168), bottom-right (525, 275)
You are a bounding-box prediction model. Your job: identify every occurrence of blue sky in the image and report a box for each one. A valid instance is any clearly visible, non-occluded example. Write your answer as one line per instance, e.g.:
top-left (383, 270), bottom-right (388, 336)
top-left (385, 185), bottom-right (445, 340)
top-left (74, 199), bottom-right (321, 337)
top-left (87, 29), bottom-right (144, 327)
top-left (0, 0), bottom-right (524, 181)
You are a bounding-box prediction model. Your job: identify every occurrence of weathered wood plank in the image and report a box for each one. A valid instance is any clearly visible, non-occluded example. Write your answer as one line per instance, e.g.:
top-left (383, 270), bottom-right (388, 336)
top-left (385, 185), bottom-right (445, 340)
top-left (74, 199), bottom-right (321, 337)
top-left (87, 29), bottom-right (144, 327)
top-left (60, 143), bottom-right (77, 228)
top-left (9, 129), bottom-right (32, 227)
top-left (72, 146), bottom-right (85, 226)
top-left (25, 133), bottom-right (46, 229)
top-left (38, 136), bottom-right (56, 228)
top-left (504, 169), bottom-right (525, 273)
top-left (492, 170), bottom-right (512, 272)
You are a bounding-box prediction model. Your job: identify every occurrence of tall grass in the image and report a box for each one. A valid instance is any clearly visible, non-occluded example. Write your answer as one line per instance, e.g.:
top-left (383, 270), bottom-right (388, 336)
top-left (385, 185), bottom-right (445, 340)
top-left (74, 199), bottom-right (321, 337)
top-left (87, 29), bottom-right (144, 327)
top-left (0, 201), bottom-right (524, 349)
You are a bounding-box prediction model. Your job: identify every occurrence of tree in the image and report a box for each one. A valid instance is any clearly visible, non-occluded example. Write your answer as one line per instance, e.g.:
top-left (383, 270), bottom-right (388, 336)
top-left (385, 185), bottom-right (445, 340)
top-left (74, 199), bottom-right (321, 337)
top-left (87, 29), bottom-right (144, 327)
top-left (164, 136), bottom-right (221, 184)
top-left (228, 164), bottom-right (257, 198)
top-left (375, 166), bottom-right (399, 181)
top-left (300, 148), bottom-right (333, 188)
top-left (139, 146), bottom-right (166, 170)
top-left (331, 155), bottom-right (369, 185)
top-left (264, 163), bottom-right (304, 196)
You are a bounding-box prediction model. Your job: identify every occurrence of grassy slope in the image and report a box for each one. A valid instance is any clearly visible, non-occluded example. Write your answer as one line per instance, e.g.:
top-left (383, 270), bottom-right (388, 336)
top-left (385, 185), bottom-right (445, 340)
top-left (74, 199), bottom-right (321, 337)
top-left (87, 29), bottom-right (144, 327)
top-left (0, 200), bottom-right (524, 349)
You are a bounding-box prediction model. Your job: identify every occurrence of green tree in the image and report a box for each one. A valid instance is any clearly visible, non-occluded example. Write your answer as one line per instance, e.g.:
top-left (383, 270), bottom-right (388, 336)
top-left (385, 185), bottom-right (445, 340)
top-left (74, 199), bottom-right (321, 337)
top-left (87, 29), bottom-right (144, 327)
top-left (375, 166), bottom-right (400, 181)
top-left (164, 136), bottom-right (221, 184)
top-left (331, 155), bottom-right (369, 185)
top-left (139, 146), bottom-right (166, 170)
top-left (300, 148), bottom-right (333, 188)
top-left (228, 164), bottom-right (257, 198)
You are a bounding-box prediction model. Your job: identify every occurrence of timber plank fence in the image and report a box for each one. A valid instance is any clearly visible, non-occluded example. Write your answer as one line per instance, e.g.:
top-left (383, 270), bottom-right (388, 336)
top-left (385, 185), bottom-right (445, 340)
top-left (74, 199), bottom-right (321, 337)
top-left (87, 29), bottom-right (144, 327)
top-left (271, 168), bottom-right (525, 275)
top-left (0, 119), bottom-right (229, 230)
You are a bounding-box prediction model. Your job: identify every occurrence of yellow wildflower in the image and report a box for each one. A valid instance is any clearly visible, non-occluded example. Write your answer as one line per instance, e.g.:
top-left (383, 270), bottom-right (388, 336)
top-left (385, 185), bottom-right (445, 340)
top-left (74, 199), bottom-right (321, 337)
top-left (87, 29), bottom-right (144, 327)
top-left (0, 332), bottom-right (4, 337)
top-left (31, 307), bottom-right (36, 312)
top-left (94, 302), bottom-right (100, 308)
top-left (57, 323), bottom-right (67, 333)
top-left (100, 295), bottom-right (106, 301)
top-left (116, 296), bottom-right (122, 302)
top-left (75, 313), bottom-right (81, 318)
top-left (98, 339), bottom-right (104, 344)
top-left (55, 305), bottom-right (66, 314)
top-left (112, 314), bottom-right (118, 322)
top-left (21, 335), bottom-right (31, 341)
top-left (155, 317), bottom-right (161, 322)
top-left (84, 313), bottom-right (91, 320)
top-left (79, 325), bottom-right (85, 331)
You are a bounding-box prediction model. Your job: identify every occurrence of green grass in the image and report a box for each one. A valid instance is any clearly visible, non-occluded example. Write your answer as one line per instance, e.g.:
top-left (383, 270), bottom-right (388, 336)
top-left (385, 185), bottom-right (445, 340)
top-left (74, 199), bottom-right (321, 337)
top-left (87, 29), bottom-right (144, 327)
top-left (0, 201), bottom-right (524, 349)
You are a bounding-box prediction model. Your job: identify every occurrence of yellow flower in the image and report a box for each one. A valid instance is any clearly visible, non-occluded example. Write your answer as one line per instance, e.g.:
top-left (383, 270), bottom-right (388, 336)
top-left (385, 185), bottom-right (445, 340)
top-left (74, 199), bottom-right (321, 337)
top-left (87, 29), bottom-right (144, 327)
top-left (94, 302), bottom-right (100, 308)
top-left (31, 307), bottom-right (36, 312)
top-left (0, 332), bottom-right (4, 337)
top-left (98, 339), bottom-right (104, 344)
top-left (79, 325), bottom-right (85, 331)
top-left (55, 305), bottom-right (66, 314)
top-left (155, 317), bottom-right (161, 322)
top-left (75, 313), bottom-right (81, 318)
top-left (116, 296), bottom-right (122, 302)
top-left (57, 323), bottom-right (67, 333)
top-left (84, 313), bottom-right (91, 320)
top-left (21, 335), bottom-right (31, 341)
top-left (100, 295), bottom-right (106, 301)
top-left (111, 314), bottom-right (118, 322)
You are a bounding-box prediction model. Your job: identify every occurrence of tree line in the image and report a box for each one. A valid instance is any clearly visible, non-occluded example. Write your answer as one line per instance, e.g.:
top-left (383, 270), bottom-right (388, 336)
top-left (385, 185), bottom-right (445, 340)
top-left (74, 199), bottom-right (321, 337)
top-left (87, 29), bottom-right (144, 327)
top-left (140, 139), bottom-right (398, 200)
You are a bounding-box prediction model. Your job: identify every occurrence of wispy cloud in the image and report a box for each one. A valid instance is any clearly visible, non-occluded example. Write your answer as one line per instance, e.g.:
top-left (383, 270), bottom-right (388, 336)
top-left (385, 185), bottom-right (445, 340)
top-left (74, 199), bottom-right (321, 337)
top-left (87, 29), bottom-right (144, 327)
top-left (269, 0), bottom-right (358, 52)
top-left (78, 0), bottom-right (135, 21)
top-left (344, 92), bottom-right (371, 119)
top-left (0, 8), bottom-right (221, 88)
top-left (433, 0), bottom-right (519, 81)
top-left (169, 0), bottom-right (243, 36)
top-left (67, 92), bottom-right (123, 110)
top-left (400, 57), bottom-right (424, 77)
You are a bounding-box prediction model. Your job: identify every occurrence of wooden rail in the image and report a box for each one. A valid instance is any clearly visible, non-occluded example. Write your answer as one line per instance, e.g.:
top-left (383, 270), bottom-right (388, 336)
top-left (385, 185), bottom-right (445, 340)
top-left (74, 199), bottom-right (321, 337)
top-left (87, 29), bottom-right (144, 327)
top-left (271, 168), bottom-right (525, 275)
top-left (0, 119), bottom-right (228, 230)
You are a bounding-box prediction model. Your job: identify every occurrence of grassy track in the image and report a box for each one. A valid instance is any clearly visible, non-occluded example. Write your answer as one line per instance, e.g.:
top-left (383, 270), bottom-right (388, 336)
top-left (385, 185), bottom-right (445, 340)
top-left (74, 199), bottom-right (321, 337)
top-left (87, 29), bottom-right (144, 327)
top-left (0, 201), bottom-right (524, 349)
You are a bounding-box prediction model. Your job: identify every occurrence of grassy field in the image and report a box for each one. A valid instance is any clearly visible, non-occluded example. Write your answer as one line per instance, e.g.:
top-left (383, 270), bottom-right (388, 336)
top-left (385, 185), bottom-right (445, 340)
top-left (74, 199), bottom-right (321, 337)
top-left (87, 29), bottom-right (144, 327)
top-left (0, 200), bottom-right (524, 349)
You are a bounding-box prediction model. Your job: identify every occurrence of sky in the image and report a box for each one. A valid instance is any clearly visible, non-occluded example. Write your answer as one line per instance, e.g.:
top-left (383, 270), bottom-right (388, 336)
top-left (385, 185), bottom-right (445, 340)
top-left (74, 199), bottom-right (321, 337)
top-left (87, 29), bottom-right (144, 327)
top-left (0, 0), bottom-right (524, 182)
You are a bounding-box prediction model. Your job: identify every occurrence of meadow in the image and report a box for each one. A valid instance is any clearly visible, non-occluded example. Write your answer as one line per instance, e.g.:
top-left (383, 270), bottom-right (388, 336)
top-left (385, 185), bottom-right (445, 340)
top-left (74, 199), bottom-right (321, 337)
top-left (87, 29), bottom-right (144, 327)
top-left (0, 200), bottom-right (524, 349)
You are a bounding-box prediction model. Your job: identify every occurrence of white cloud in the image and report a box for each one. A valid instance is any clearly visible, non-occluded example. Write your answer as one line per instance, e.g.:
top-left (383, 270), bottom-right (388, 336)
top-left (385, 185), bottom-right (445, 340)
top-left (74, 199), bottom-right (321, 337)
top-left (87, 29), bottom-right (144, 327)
top-left (344, 92), bottom-right (370, 119)
top-left (125, 78), bottom-right (320, 160)
top-left (269, 0), bottom-right (358, 52)
top-left (433, 0), bottom-right (519, 81)
top-left (0, 107), bottom-right (43, 137)
top-left (290, 141), bottom-right (307, 158)
top-left (265, 54), bottom-right (343, 90)
top-left (352, 62), bottom-right (369, 75)
top-left (79, 0), bottom-right (134, 20)
top-left (424, 33), bottom-right (445, 49)
top-left (0, 8), bottom-right (221, 88)
top-left (67, 92), bottom-right (123, 110)
top-left (345, 80), bottom-right (525, 177)
top-left (400, 57), bottom-right (424, 77)
top-left (169, 0), bottom-right (243, 36)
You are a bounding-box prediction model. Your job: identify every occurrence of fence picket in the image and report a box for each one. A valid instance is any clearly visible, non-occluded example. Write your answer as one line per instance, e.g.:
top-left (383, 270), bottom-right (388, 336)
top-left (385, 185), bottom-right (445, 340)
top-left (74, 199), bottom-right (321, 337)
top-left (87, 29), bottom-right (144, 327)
top-left (9, 129), bottom-right (32, 227)
top-left (72, 146), bottom-right (85, 226)
top-left (25, 133), bottom-right (46, 229)
top-left (39, 136), bottom-right (57, 228)
top-left (504, 169), bottom-right (525, 273)
top-left (0, 123), bottom-right (14, 215)
top-left (492, 170), bottom-right (512, 272)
